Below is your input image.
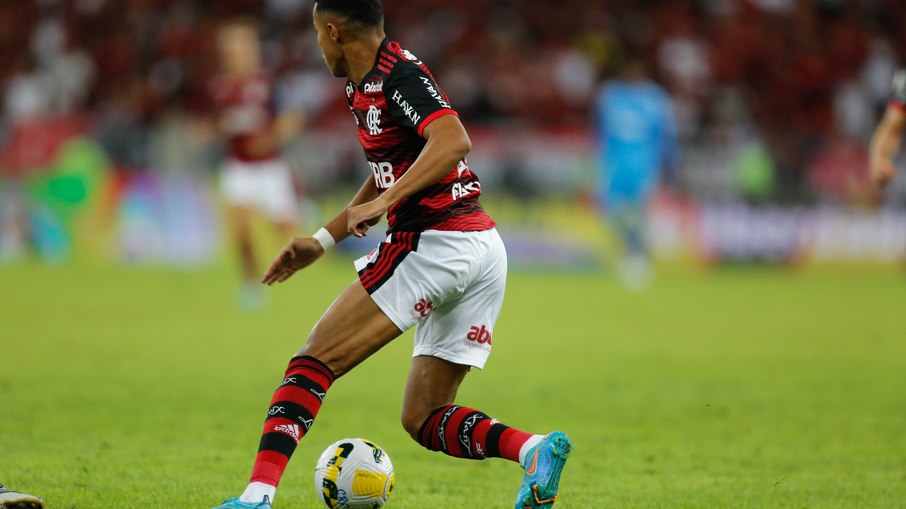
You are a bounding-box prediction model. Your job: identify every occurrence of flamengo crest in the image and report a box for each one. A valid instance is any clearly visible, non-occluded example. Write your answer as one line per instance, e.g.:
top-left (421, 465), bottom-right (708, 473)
top-left (367, 105), bottom-right (383, 136)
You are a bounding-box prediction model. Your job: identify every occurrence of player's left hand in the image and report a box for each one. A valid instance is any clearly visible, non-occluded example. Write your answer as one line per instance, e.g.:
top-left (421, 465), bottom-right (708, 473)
top-left (347, 198), bottom-right (389, 238)
top-left (262, 237), bottom-right (324, 285)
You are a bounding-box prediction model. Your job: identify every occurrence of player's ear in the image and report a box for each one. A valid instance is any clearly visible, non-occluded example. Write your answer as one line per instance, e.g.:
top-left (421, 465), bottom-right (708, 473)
top-left (327, 22), bottom-right (341, 43)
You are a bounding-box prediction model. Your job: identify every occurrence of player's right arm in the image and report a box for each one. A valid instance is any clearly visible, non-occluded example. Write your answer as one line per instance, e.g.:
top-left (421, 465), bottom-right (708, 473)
top-left (262, 176), bottom-right (379, 285)
top-left (869, 105), bottom-right (905, 189)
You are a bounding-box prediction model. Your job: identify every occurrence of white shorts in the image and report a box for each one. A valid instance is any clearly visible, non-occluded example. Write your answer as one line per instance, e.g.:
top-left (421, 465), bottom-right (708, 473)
top-left (219, 158), bottom-right (297, 222)
top-left (354, 228), bottom-right (507, 369)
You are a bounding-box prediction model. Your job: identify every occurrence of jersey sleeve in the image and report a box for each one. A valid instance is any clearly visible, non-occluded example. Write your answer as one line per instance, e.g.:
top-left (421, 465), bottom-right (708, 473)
top-left (385, 64), bottom-right (458, 136)
top-left (891, 68), bottom-right (906, 110)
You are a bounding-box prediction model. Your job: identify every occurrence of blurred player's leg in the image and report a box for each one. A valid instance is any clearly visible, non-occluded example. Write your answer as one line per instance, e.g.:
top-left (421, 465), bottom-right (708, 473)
top-left (229, 205), bottom-right (263, 308)
top-left (608, 195), bottom-right (652, 291)
top-left (214, 281), bottom-right (402, 509)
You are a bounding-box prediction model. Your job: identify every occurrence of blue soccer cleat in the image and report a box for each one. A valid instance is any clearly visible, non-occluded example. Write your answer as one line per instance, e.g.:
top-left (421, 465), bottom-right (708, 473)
top-left (212, 495), bottom-right (272, 509)
top-left (0, 484), bottom-right (43, 509)
top-left (513, 432), bottom-right (572, 509)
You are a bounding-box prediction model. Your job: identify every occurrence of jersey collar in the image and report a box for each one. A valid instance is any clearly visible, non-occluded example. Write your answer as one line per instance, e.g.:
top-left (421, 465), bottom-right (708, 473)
top-left (356, 37), bottom-right (392, 92)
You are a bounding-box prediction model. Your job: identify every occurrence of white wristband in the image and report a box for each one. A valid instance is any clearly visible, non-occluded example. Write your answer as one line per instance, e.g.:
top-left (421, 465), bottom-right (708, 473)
top-left (312, 227), bottom-right (336, 251)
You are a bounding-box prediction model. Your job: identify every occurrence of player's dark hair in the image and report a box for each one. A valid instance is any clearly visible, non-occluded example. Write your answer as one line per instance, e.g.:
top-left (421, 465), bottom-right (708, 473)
top-left (315, 0), bottom-right (383, 29)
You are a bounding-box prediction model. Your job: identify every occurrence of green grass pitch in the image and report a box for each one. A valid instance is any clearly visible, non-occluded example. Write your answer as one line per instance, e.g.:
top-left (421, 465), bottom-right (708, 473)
top-left (1, 258), bottom-right (905, 508)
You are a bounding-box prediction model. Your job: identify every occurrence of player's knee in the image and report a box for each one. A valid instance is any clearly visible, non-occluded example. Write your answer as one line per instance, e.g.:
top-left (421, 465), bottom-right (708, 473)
top-left (294, 341), bottom-right (348, 378)
top-left (400, 409), bottom-right (425, 441)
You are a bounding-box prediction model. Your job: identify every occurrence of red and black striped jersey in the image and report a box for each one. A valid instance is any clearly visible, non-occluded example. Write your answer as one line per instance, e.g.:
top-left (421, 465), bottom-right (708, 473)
top-left (210, 72), bottom-right (279, 163)
top-left (346, 39), bottom-right (495, 234)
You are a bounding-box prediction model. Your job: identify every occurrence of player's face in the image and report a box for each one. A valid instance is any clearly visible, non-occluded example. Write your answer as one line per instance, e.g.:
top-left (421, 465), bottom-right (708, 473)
top-left (218, 26), bottom-right (260, 76)
top-left (313, 8), bottom-right (348, 78)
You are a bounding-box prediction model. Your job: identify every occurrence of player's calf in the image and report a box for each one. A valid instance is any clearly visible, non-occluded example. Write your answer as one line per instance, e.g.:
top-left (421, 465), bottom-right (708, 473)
top-left (217, 355), bottom-right (335, 508)
top-left (415, 405), bottom-right (542, 463)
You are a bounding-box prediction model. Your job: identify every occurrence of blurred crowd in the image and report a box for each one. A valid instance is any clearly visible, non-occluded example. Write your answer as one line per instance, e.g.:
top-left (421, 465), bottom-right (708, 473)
top-left (2, 0), bottom-right (906, 202)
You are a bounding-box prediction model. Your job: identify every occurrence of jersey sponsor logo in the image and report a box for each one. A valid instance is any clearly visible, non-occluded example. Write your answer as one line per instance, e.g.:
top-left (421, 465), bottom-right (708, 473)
top-left (346, 83), bottom-right (355, 97)
top-left (391, 89), bottom-right (422, 126)
top-left (273, 423), bottom-right (301, 443)
top-left (369, 161), bottom-right (396, 189)
top-left (452, 181), bottom-right (481, 201)
top-left (366, 105), bottom-right (383, 136)
top-left (364, 80), bottom-right (384, 93)
top-left (419, 76), bottom-right (451, 109)
top-left (410, 298), bottom-right (435, 320)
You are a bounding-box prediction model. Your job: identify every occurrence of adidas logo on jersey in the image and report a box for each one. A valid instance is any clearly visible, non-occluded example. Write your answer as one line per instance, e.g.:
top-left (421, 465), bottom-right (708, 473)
top-left (273, 423), bottom-right (301, 443)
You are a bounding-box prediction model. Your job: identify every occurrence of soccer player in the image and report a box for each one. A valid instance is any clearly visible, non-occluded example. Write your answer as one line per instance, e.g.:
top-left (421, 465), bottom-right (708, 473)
top-left (0, 484), bottom-right (43, 508)
top-left (869, 68), bottom-right (906, 189)
top-left (213, 1), bottom-right (572, 508)
top-left (210, 18), bottom-right (303, 307)
top-left (594, 57), bottom-right (678, 290)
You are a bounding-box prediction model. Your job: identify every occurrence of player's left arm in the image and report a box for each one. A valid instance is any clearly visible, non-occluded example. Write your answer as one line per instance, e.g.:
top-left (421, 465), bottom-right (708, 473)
top-left (347, 114), bottom-right (470, 237)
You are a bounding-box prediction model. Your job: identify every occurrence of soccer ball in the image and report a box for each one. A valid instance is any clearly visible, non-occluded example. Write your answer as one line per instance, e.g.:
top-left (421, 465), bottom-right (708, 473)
top-left (314, 438), bottom-right (395, 508)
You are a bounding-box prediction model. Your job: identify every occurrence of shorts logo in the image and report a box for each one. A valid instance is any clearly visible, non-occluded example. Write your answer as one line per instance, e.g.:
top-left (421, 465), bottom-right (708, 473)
top-left (410, 298), bottom-right (435, 320)
top-left (465, 325), bottom-right (492, 352)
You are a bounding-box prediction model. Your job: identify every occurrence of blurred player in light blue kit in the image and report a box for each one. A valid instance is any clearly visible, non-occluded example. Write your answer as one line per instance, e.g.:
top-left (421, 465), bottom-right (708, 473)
top-left (594, 57), bottom-right (678, 289)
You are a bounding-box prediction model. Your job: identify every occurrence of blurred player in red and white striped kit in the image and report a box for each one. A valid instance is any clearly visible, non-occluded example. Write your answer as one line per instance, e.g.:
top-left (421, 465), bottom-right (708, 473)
top-left (209, 19), bottom-right (303, 306)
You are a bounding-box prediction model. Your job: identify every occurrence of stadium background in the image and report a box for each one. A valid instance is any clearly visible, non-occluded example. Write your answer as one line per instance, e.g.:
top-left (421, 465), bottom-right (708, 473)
top-left (4, 0), bottom-right (906, 264)
top-left (2, 1), bottom-right (906, 508)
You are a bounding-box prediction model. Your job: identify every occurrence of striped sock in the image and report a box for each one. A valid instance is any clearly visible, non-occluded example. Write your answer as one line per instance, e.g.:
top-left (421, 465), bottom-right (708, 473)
top-left (250, 355), bottom-right (335, 486)
top-left (416, 405), bottom-right (533, 463)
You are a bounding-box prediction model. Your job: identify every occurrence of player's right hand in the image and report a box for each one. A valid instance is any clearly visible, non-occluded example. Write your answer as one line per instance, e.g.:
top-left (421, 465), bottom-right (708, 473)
top-left (262, 237), bottom-right (324, 285)
top-left (870, 157), bottom-right (897, 189)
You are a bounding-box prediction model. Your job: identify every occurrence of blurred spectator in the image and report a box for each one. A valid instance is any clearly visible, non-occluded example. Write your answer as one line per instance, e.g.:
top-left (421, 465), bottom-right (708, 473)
top-left (0, 0), bottom-right (905, 206)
